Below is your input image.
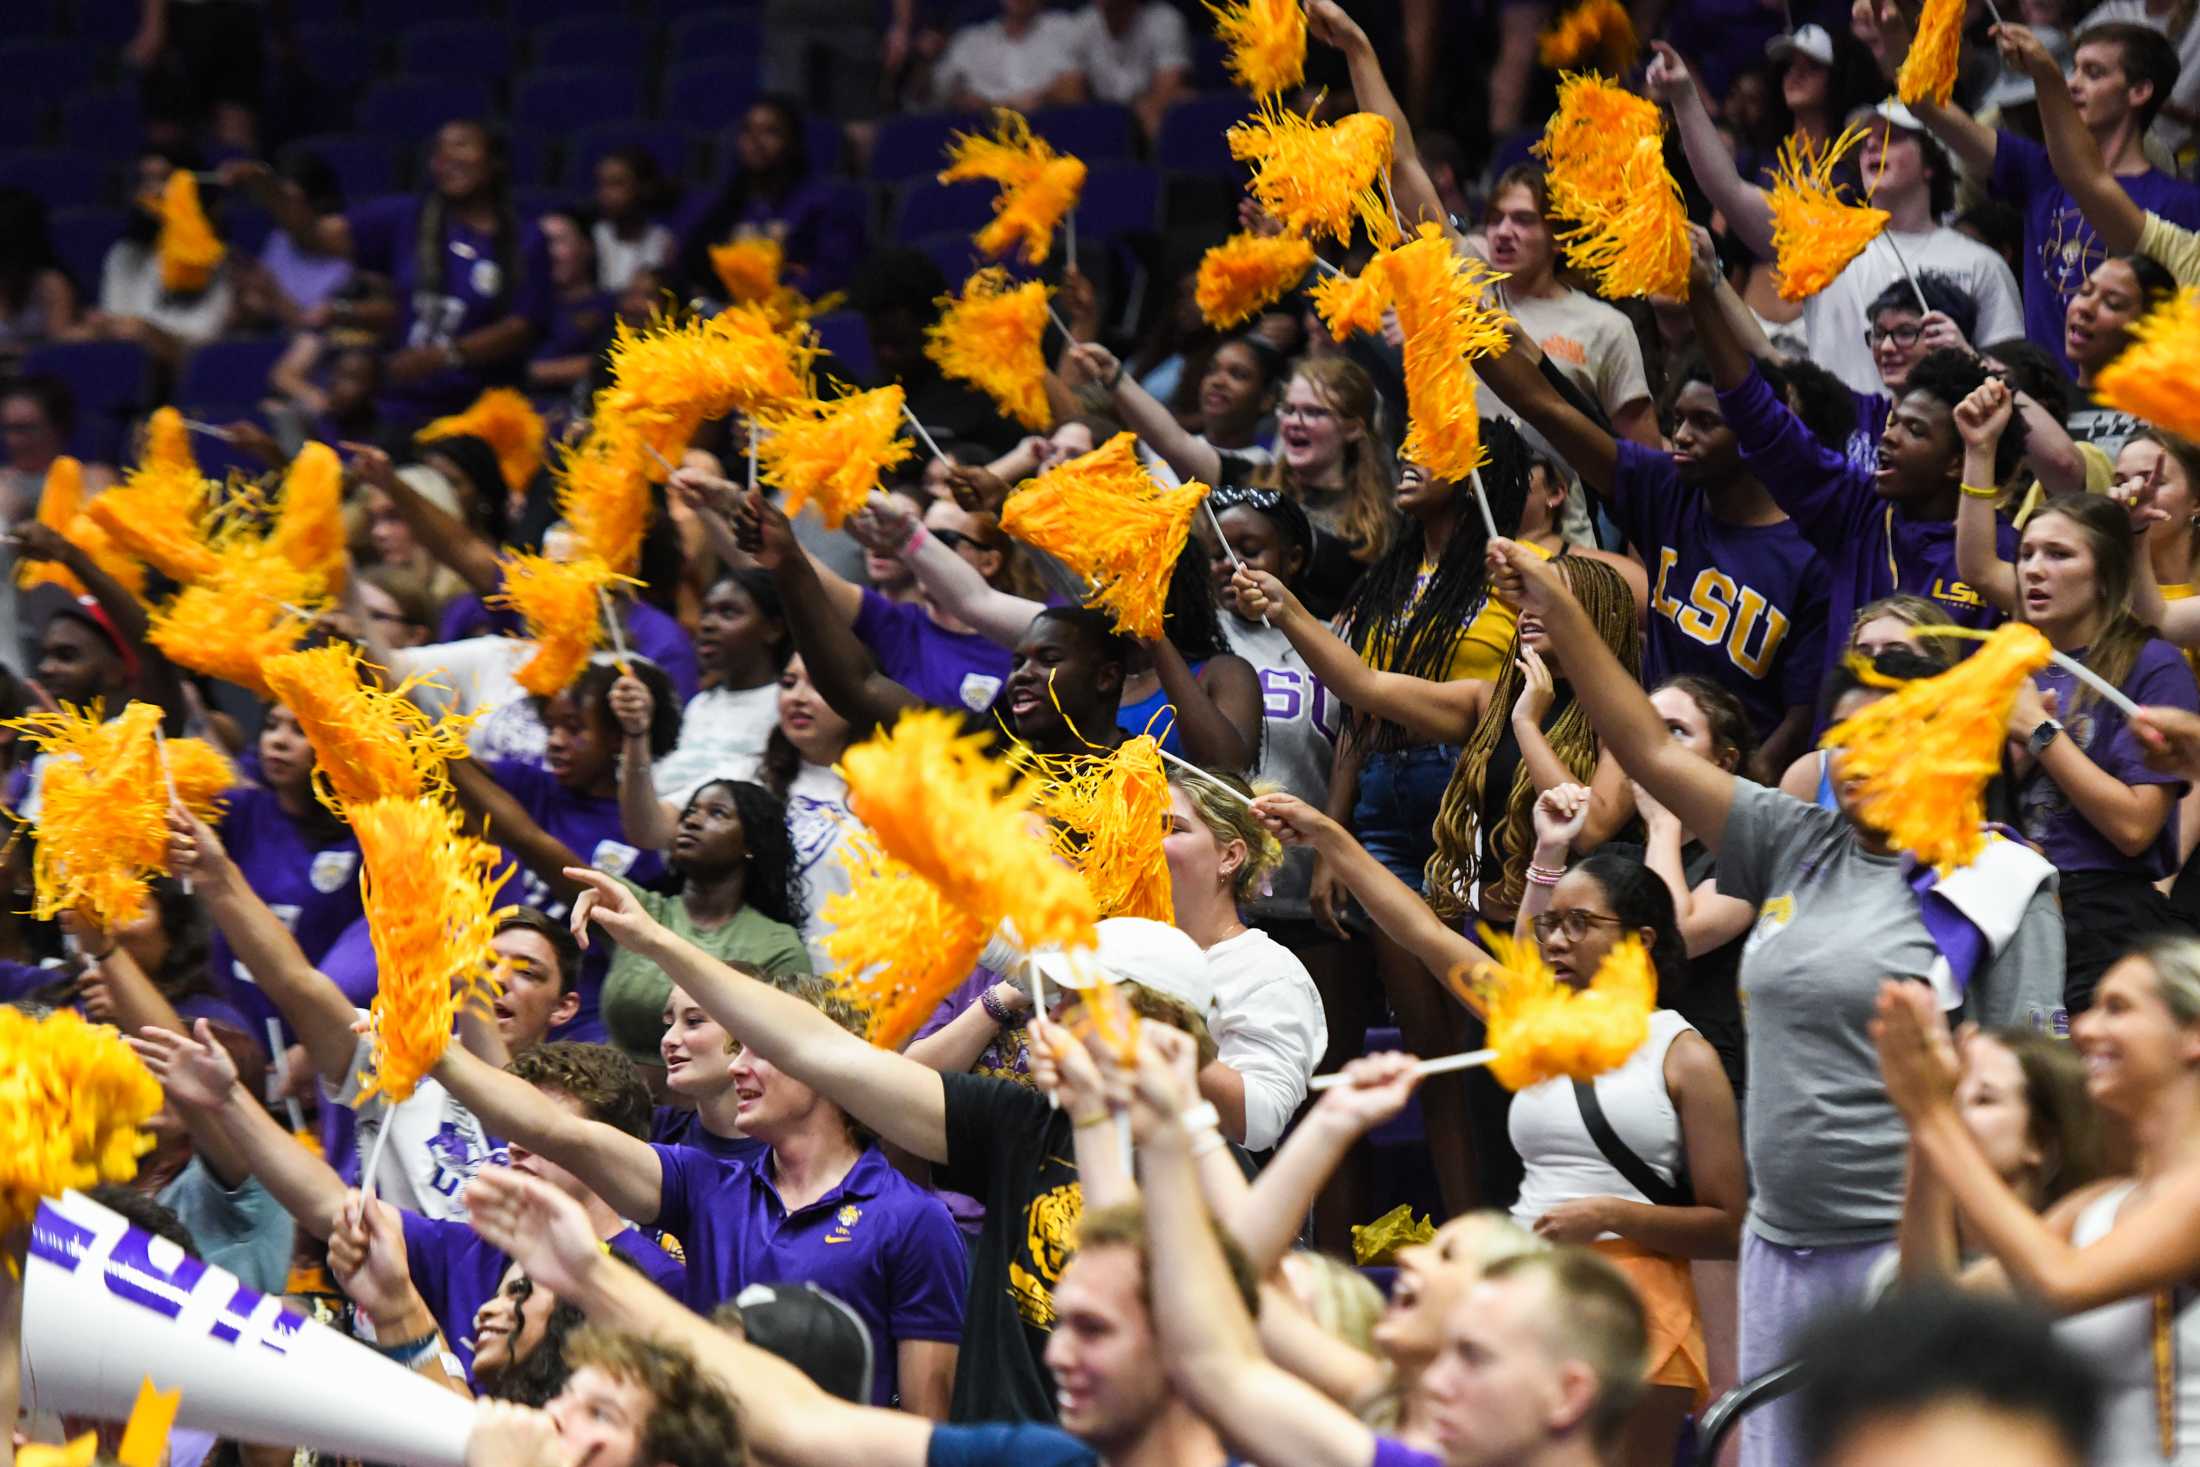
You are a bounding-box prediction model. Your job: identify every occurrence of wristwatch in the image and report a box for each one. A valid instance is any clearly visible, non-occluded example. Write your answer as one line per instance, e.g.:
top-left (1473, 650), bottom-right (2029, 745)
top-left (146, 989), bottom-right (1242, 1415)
top-left (2028, 717), bottom-right (2065, 756)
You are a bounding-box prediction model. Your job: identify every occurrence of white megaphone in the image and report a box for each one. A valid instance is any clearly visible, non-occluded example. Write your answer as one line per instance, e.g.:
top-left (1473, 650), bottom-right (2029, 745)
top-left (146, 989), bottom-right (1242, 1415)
top-left (21, 1190), bottom-right (476, 1467)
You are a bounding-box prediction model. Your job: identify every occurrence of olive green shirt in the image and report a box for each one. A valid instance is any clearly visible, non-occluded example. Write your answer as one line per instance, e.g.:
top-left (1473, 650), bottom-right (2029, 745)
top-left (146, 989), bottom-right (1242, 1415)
top-left (598, 876), bottom-right (814, 1065)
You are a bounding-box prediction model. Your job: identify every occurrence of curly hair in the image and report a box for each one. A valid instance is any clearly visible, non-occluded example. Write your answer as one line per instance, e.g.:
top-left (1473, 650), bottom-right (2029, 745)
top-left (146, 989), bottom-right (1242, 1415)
top-left (566, 659), bottom-right (681, 760)
top-left (475, 1277), bottom-right (589, 1408)
top-left (1424, 556), bottom-right (1640, 918)
top-left (562, 1327), bottom-right (744, 1467)
top-left (1905, 348), bottom-right (2030, 482)
top-left (506, 1042), bottom-right (653, 1140)
top-left (676, 779), bottom-right (807, 930)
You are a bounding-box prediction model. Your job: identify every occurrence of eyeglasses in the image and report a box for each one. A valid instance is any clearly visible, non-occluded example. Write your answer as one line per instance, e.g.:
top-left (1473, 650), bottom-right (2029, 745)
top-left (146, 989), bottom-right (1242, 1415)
top-left (1277, 402), bottom-right (1336, 423)
top-left (1529, 910), bottom-right (1627, 943)
top-left (1865, 323), bottom-right (1924, 350)
top-left (930, 527), bottom-right (978, 552)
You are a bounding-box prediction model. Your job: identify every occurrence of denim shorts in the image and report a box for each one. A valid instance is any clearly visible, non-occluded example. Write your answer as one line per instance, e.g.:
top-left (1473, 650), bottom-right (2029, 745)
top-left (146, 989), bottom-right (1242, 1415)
top-left (1351, 743), bottom-right (1462, 891)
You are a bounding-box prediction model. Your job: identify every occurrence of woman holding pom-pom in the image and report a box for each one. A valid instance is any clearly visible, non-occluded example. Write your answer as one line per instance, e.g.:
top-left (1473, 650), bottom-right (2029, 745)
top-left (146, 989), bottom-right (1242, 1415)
top-left (1483, 534), bottom-right (2065, 1467)
top-left (1953, 377), bottom-right (2200, 1012)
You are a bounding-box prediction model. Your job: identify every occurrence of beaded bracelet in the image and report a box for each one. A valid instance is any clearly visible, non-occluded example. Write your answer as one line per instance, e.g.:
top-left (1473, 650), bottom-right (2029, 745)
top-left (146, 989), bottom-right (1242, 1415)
top-left (1524, 863), bottom-right (1567, 887)
top-left (980, 985), bottom-right (1030, 1029)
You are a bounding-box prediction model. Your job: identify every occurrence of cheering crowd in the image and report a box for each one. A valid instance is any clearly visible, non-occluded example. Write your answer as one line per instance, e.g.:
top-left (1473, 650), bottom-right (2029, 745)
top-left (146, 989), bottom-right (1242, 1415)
top-left (14, 0), bottom-right (2200, 1465)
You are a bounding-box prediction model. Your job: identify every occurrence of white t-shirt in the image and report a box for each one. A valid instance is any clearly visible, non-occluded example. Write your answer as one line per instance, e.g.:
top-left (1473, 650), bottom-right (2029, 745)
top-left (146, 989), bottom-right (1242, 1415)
top-left (334, 1021), bottom-right (504, 1222)
top-left (1508, 1009), bottom-right (1693, 1238)
top-left (1220, 613), bottom-right (1337, 918)
top-left (784, 760), bottom-right (859, 970)
top-left (592, 220), bottom-right (676, 293)
top-left (1205, 927), bottom-right (1328, 1152)
top-left (1802, 228), bottom-right (2025, 393)
top-left (934, 13), bottom-right (1085, 104)
top-left (388, 636), bottom-right (547, 769)
top-left (1064, 2), bottom-right (1190, 104)
top-left (99, 241), bottom-right (233, 348)
top-left (653, 683), bottom-right (783, 808)
top-left (1496, 287), bottom-right (1652, 543)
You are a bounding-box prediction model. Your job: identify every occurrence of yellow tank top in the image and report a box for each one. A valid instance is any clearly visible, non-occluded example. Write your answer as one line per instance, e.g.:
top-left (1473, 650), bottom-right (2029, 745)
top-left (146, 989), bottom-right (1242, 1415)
top-left (1451, 539), bottom-right (1559, 684)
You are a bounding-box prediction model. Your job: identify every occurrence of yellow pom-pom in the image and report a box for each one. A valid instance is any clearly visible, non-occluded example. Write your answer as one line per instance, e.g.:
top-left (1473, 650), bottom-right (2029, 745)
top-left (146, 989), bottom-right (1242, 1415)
top-left (263, 643), bottom-right (476, 814)
top-left (939, 110), bottom-right (1088, 266)
top-left (1768, 123), bottom-right (1890, 302)
top-left (156, 170), bottom-right (224, 294)
top-left (1457, 930), bottom-right (1656, 1092)
top-left (1205, 0), bottom-right (1306, 97)
top-left (839, 709), bottom-right (1098, 954)
top-left (1309, 261), bottom-right (1392, 341)
top-left (1550, 133), bottom-right (1693, 300)
top-left (1023, 734), bottom-right (1175, 921)
top-left (144, 405), bottom-right (195, 474)
top-left (1000, 430), bottom-right (1212, 638)
top-left (1536, 72), bottom-right (1666, 223)
top-left (1229, 103), bottom-right (1400, 247)
top-left (146, 542), bottom-right (321, 697)
top-left (599, 307), bottom-right (819, 470)
top-left (710, 235), bottom-right (785, 306)
top-left (754, 383), bottom-right (917, 530)
top-left (820, 832), bottom-right (992, 1050)
top-left (418, 388), bottom-right (547, 496)
top-left (1351, 1202), bottom-right (1436, 1266)
top-left (1378, 225), bottom-right (1516, 480)
top-left (1539, 0), bottom-right (1639, 71)
top-left (1897, 0), bottom-right (1965, 105)
top-left (1821, 623), bottom-right (2056, 874)
top-left (0, 1006), bottom-right (163, 1238)
top-left (86, 410), bottom-right (217, 585)
top-left (7, 700), bottom-right (232, 928)
top-left (2094, 287), bottom-right (2200, 443)
top-left (555, 420), bottom-right (654, 576)
top-left (926, 268), bottom-right (1054, 431)
top-left (351, 796), bottom-right (510, 1106)
top-left (269, 441), bottom-right (347, 595)
top-left (17, 458), bottom-right (146, 602)
top-left (1196, 232), bottom-right (1317, 329)
top-left (492, 551), bottom-right (628, 696)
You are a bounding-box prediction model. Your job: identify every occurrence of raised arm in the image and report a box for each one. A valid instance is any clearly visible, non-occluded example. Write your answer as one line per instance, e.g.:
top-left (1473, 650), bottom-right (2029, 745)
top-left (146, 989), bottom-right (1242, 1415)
top-left (1863, 0), bottom-right (1998, 176)
top-left (1999, 24), bottom-right (2145, 253)
top-left (1308, 1), bottom-right (1453, 235)
top-left (1150, 638), bottom-right (1261, 772)
top-left (169, 807), bottom-right (364, 1087)
top-left (568, 869), bottom-right (951, 1162)
top-left (1071, 342), bottom-right (1225, 488)
top-left (611, 673), bottom-right (679, 851)
top-left (1952, 380), bottom-right (2019, 615)
top-left (851, 495), bottom-right (1041, 648)
top-left (738, 488), bottom-right (917, 734)
top-left (1474, 324), bottom-right (1619, 494)
top-left (12, 522), bottom-right (186, 730)
top-left (1231, 567), bottom-right (1485, 744)
top-left (672, 466), bottom-right (866, 624)
top-left (343, 443), bottom-right (503, 598)
top-left (1645, 44), bottom-right (1773, 258)
top-left (1491, 540), bottom-right (1738, 849)
top-left (1220, 1053), bottom-right (1423, 1271)
top-left (431, 1041), bottom-right (666, 1222)
top-left (465, 1167), bottom-right (935, 1467)
top-left (447, 758), bottom-right (587, 907)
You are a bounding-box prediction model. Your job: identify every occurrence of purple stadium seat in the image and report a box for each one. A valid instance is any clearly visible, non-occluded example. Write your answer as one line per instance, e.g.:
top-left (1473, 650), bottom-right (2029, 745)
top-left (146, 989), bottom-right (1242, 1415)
top-left (0, 151), bottom-right (111, 211)
top-left (666, 11), bottom-right (763, 60)
top-left (1155, 93), bottom-right (1258, 178)
top-left (59, 87), bottom-right (144, 160)
top-left (654, 0), bottom-right (761, 21)
top-left (809, 310), bottom-right (876, 384)
top-left (805, 117), bottom-right (845, 176)
top-left (565, 122), bottom-right (701, 190)
top-left (1075, 162), bottom-right (1160, 243)
top-left (911, 230), bottom-right (1041, 287)
top-left (1028, 104), bottom-right (1135, 164)
top-left (356, 77), bottom-right (496, 137)
top-left (665, 61), bottom-right (761, 133)
top-left (0, 92), bottom-right (47, 150)
top-left (375, 0), bottom-right (497, 28)
top-left (286, 133), bottom-right (401, 201)
top-left (529, 0), bottom-right (634, 19)
top-left (0, 39), bottom-right (92, 103)
top-left (71, 0), bottom-right (143, 46)
top-left (19, 341), bottom-right (155, 445)
top-left (536, 16), bottom-right (653, 72)
top-left (509, 133), bottom-right (563, 189)
top-left (294, 23), bottom-right (382, 98)
top-left (46, 207), bottom-right (124, 295)
top-left (397, 19), bottom-right (517, 78)
top-left (513, 70), bottom-right (643, 137)
top-left (892, 179), bottom-right (998, 241)
top-left (177, 339), bottom-right (288, 407)
top-left (868, 112), bottom-right (982, 184)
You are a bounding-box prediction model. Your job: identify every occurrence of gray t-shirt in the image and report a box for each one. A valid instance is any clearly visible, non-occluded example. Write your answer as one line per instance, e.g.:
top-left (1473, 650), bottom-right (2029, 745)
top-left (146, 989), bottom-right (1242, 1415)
top-left (1719, 781), bottom-right (2064, 1247)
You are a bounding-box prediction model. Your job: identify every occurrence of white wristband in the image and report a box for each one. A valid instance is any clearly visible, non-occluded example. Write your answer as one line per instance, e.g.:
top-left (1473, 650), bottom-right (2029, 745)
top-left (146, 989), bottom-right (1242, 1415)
top-left (1190, 1129), bottom-right (1230, 1159)
top-left (1179, 1100), bottom-right (1220, 1135)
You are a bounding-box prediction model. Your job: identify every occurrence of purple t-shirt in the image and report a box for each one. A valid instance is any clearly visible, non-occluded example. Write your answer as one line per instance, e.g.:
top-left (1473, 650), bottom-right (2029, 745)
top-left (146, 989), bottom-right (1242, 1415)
top-left (1609, 440), bottom-right (1830, 739)
top-left (650, 1105), bottom-right (766, 1166)
top-left (399, 1207), bottom-right (686, 1377)
top-left (1991, 132), bottom-right (2200, 373)
top-left (214, 782), bottom-right (364, 1041)
top-left (649, 1141), bottom-right (969, 1405)
top-left (676, 177), bottom-right (865, 298)
top-left (853, 588), bottom-right (1012, 714)
top-left (346, 196), bottom-right (556, 422)
top-left (438, 589), bottom-right (700, 706)
top-left (1371, 1438), bottom-right (1443, 1467)
top-left (2018, 637), bottom-right (2199, 877)
top-left (1717, 367), bottom-right (2016, 670)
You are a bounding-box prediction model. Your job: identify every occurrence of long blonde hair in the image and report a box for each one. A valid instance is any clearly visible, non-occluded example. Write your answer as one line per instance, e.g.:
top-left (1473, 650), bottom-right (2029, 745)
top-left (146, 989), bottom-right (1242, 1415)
top-left (1423, 557), bottom-right (1639, 918)
top-left (1254, 357), bottom-right (1396, 565)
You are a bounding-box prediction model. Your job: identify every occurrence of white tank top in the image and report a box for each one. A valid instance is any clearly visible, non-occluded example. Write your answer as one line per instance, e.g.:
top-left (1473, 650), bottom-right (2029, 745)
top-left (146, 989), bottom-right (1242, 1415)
top-left (2055, 1183), bottom-right (2200, 1465)
top-left (1509, 1009), bottom-right (1693, 1237)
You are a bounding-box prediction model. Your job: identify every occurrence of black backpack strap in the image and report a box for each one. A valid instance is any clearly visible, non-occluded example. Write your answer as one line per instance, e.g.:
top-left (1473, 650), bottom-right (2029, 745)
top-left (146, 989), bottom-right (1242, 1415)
top-left (1571, 1080), bottom-right (1691, 1207)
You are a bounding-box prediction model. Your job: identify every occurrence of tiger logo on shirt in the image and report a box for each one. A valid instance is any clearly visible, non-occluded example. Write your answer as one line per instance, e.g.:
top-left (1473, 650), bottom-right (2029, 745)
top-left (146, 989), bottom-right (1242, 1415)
top-left (1007, 1180), bottom-right (1083, 1329)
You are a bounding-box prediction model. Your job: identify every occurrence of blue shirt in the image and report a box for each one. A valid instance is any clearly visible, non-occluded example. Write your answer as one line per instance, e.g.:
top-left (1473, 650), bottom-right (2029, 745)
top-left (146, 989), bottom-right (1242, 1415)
top-left (1716, 367), bottom-right (2015, 670)
top-left (650, 1141), bottom-right (969, 1405)
top-left (925, 1424), bottom-right (1096, 1467)
top-left (1991, 132), bottom-right (2200, 373)
top-left (1608, 440), bottom-right (1829, 739)
top-left (400, 1208), bottom-right (687, 1377)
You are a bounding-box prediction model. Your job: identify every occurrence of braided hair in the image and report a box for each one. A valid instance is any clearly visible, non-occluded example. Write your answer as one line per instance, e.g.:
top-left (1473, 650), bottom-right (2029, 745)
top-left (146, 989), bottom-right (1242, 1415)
top-left (1423, 556), bottom-right (1639, 918)
top-left (1335, 417), bottom-right (1532, 754)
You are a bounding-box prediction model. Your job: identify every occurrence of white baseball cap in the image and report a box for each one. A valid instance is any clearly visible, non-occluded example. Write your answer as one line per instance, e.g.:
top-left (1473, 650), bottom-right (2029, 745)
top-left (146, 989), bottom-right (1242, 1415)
top-left (1029, 917), bottom-right (1218, 1024)
top-left (1767, 23), bottom-right (1836, 67)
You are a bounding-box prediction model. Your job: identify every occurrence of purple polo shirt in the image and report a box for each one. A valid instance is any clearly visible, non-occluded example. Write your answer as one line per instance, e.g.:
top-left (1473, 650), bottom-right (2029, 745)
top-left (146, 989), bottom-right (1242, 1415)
top-left (853, 588), bottom-right (1012, 714)
top-left (1609, 440), bottom-right (1829, 740)
top-left (2018, 637), bottom-right (2199, 878)
top-left (1716, 366), bottom-right (2016, 672)
top-left (438, 588), bottom-right (700, 706)
top-left (399, 1205), bottom-right (686, 1377)
top-left (214, 781), bottom-right (363, 1041)
top-left (650, 1105), bottom-right (767, 1166)
top-left (486, 758), bottom-right (665, 1043)
top-left (650, 1141), bottom-right (968, 1405)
